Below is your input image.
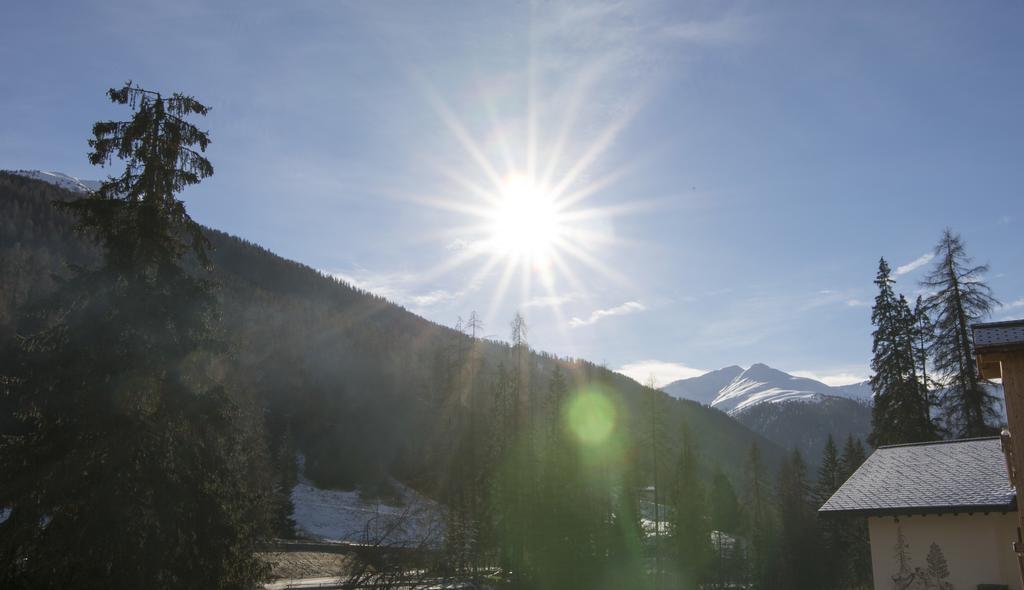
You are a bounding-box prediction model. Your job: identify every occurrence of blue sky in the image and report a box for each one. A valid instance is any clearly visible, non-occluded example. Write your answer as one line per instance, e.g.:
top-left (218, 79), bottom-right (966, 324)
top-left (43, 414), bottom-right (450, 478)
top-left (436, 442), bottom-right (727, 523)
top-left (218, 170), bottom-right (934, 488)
top-left (3, 1), bottom-right (1022, 386)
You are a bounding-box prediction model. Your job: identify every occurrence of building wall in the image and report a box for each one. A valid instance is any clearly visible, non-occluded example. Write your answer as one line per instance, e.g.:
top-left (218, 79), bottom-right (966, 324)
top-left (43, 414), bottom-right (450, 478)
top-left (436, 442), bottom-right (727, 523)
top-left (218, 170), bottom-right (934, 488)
top-left (868, 512), bottom-right (1020, 590)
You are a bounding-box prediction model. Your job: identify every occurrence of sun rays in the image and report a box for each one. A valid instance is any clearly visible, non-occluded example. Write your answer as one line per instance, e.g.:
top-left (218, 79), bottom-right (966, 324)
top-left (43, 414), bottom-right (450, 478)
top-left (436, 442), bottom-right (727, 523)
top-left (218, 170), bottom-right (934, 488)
top-left (404, 85), bottom-right (647, 336)
top-left (374, 12), bottom-right (662, 340)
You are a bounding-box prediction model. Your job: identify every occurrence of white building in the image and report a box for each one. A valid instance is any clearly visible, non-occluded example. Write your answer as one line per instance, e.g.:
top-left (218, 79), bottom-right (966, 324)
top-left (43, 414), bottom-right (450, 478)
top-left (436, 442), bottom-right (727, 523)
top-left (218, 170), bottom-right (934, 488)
top-left (820, 437), bottom-right (1018, 590)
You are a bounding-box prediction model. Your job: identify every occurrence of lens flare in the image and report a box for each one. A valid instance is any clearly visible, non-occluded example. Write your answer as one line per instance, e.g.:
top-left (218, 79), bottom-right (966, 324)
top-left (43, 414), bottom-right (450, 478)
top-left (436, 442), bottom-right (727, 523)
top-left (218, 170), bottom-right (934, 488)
top-left (567, 389), bottom-right (616, 445)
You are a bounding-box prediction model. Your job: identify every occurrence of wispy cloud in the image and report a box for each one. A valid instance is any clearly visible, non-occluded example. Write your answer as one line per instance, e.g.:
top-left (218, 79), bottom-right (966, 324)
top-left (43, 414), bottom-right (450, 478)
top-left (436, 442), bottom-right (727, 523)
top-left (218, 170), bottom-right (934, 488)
top-left (1003, 298), bottom-right (1024, 310)
top-left (570, 301), bottom-right (645, 327)
top-left (894, 252), bottom-right (935, 276)
top-left (791, 370), bottom-right (868, 387)
top-left (522, 293), bottom-right (579, 308)
top-left (615, 360), bottom-right (706, 387)
top-left (325, 268), bottom-right (471, 310)
top-left (326, 269), bottom-right (412, 302)
top-left (662, 13), bottom-right (756, 46)
top-left (409, 289), bottom-right (464, 307)
top-left (996, 298), bottom-right (1024, 320)
top-left (697, 288), bottom-right (870, 350)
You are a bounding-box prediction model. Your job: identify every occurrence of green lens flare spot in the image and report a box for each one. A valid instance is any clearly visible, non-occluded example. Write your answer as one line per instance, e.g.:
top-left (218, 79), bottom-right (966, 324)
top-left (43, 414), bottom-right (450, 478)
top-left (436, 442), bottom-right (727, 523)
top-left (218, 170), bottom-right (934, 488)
top-left (567, 389), bottom-right (616, 445)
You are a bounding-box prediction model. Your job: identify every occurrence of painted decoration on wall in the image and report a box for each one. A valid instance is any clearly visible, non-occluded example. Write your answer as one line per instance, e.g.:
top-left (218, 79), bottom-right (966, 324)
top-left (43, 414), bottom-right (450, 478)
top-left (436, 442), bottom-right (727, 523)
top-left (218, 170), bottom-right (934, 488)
top-left (891, 523), bottom-right (955, 590)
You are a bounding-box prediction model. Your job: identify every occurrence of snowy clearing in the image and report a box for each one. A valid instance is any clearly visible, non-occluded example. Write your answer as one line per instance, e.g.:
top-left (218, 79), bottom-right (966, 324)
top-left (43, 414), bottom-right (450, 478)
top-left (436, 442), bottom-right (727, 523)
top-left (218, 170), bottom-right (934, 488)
top-left (290, 459), bottom-right (445, 548)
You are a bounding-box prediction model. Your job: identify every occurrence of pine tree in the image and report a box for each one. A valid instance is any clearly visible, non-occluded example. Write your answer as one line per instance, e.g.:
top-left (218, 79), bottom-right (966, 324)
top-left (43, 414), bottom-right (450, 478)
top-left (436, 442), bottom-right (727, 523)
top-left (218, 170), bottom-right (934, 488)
top-left (869, 258), bottom-right (935, 446)
top-left (645, 375), bottom-right (669, 589)
top-left (776, 449), bottom-right (821, 590)
top-left (838, 436), bottom-right (872, 589)
top-left (708, 470), bottom-right (741, 589)
top-left (744, 442), bottom-right (776, 590)
top-left (838, 435), bottom-right (867, 481)
top-left (669, 423), bottom-right (710, 590)
top-left (814, 435), bottom-right (841, 504)
top-left (815, 436), bottom-right (845, 590)
top-left (0, 83), bottom-right (269, 588)
top-left (921, 228), bottom-right (1000, 437)
top-left (912, 295), bottom-right (938, 428)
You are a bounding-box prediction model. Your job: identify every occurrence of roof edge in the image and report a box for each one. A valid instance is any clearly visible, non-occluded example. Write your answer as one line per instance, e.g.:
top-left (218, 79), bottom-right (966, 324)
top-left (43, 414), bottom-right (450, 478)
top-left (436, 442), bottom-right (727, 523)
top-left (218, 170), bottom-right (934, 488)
top-left (973, 319), bottom-right (1024, 330)
top-left (876, 436), bottom-right (1001, 450)
top-left (820, 500), bottom-right (1016, 518)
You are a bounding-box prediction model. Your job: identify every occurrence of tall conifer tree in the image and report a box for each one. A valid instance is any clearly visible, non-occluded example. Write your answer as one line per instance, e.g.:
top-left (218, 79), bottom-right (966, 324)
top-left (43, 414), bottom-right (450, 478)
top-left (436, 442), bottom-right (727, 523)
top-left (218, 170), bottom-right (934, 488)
top-left (777, 450), bottom-right (821, 590)
top-left (911, 295), bottom-right (937, 427)
top-left (0, 83), bottom-right (268, 588)
top-left (838, 436), bottom-right (872, 588)
top-left (869, 258), bottom-right (935, 446)
top-left (814, 436), bottom-right (846, 590)
top-left (744, 442), bottom-right (777, 589)
top-left (920, 229), bottom-right (1000, 437)
top-left (670, 423), bottom-right (710, 590)
top-left (708, 469), bottom-right (741, 589)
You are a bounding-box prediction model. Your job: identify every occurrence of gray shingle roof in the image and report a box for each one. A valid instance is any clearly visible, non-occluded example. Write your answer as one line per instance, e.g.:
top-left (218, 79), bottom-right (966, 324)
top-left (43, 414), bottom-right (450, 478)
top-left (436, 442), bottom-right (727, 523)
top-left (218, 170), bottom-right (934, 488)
top-left (819, 437), bottom-right (1015, 516)
top-left (973, 319), bottom-right (1024, 353)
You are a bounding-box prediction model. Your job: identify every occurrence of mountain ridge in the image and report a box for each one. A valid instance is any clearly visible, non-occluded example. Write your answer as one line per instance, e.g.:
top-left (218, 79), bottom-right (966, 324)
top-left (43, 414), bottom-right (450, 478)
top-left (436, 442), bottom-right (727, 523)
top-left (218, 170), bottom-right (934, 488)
top-left (663, 363), bottom-right (872, 415)
top-left (0, 170), bottom-right (787, 494)
top-left (5, 169), bottom-right (102, 193)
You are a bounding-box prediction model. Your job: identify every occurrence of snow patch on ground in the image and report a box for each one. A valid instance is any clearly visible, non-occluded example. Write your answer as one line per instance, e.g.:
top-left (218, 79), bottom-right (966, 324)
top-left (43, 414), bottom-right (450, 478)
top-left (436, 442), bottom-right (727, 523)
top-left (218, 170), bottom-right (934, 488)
top-left (290, 459), bottom-right (444, 548)
top-left (640, 518), bottom-right (669, 538)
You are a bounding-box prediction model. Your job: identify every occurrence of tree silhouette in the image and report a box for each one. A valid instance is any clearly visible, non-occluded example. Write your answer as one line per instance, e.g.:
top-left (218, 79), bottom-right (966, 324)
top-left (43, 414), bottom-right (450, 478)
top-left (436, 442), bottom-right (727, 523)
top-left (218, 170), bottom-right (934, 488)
top-left (0, 84), bottom-right (269, 588)
top-left (921, 228), bottom-right (1000, 437)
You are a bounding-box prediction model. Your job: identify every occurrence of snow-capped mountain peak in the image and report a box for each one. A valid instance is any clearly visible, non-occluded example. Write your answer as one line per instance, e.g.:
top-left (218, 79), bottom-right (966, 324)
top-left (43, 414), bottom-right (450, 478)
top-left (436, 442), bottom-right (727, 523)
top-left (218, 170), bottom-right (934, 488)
top-left (713, 364), bottom-right (832, 414)
top-left (663, 363), bottom-right (871, 415)
top-left (660, 365), bottom-right (743, 406)
top-left (4, 170), bottom-right (102, 193)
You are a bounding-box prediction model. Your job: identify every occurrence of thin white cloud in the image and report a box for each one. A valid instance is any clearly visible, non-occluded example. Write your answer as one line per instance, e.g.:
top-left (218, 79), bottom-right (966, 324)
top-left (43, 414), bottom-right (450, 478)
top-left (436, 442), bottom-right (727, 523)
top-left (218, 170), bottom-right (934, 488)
top-left (996, 298), bottom-right (1024, 320)
top-left (845, 298), bottom-right (869, 307)
top-left (662, 13), bottom-right (756, 46)
top-left (326, 269), bottom-right (411, 302)
top-left (791, 370), bottom-right (868, 387)
top-left (522, 293), bottom-right (579, 308)
top-left (894, 252), bottom-right (935, 277)
top-left (444, 238), bottom-right (491, 253)
top-left (1003, 298), bottom-right (1024, 310)
top-left (409, 289), bottom-right (464, 307)
top-left (570, 301), bottom-right (645, 327)
top-left (325, 268), bottom-right (470, 309)
top-left (615, 360), bottom-right (707, 387)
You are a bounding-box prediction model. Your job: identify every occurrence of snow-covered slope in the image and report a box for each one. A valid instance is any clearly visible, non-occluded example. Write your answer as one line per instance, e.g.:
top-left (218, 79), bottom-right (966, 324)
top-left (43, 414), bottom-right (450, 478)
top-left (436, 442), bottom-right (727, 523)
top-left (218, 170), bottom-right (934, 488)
top-left (4, 169), bottom-right (102, 193)
top-left (712, 363), bottom-right (834, 413)
top-left (661, 365), bottom-right (743, 405)
top-left (664, 364), bottom-right (874, 464)
top-left (663, 363), bottom-right (867, 415)
top-left (832, 380), bottom-right (873, 402)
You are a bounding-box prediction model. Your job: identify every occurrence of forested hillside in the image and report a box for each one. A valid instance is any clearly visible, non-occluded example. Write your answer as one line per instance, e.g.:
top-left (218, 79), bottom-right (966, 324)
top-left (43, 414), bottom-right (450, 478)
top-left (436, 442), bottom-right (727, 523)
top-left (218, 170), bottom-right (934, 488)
top-left (0, 172), bottom-right (783, 507)
top-left (734, 396), bottom-right (871, 466)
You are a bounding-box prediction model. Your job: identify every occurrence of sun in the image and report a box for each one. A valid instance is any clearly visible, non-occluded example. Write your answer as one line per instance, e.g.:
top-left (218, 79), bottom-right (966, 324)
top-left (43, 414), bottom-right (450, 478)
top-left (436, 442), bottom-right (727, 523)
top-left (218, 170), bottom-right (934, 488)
top-left (490, 174), bottom-right (562, 262)
top-left (410, 67), bottom-right (643, 327)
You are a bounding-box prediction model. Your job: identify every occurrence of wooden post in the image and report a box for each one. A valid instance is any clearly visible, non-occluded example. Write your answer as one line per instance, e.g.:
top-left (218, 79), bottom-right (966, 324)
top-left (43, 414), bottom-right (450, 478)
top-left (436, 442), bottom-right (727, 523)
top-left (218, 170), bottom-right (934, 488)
top-left (974, 320), bottom-right (1024, 585)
